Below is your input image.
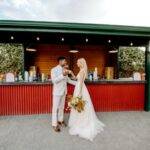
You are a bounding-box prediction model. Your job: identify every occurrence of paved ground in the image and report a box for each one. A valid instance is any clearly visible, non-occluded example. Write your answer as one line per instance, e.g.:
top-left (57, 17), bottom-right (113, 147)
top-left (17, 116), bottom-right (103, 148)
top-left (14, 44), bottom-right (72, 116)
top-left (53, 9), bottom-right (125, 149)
top-left (0, 111), bottom-right (149, 150)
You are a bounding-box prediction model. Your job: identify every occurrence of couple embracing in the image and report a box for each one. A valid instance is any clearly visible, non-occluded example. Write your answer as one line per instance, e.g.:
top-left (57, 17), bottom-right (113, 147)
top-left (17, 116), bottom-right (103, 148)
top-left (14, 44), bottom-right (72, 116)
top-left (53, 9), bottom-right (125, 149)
top-left (51, 56), bottom-right (105, 141)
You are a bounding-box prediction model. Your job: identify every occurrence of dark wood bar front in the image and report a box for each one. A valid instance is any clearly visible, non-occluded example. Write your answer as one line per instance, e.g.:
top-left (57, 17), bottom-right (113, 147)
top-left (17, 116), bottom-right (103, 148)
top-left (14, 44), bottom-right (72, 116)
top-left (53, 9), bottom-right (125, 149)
top-left (0, 81), bottom-right (145, 115)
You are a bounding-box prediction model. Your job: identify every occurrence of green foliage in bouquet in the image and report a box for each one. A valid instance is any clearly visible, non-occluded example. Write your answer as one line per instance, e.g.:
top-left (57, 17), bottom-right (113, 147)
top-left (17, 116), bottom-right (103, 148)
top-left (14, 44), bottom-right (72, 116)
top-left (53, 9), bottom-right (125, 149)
top-left (118, 47), bottom-right (145, 77)
top-left (0, 43), bottom-right (24, 73)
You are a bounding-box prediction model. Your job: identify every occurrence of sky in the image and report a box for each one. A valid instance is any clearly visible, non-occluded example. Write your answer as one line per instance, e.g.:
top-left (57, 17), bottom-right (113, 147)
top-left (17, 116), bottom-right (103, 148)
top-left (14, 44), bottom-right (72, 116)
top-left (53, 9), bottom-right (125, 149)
top-left (0, 0), bottom-right (150, 27)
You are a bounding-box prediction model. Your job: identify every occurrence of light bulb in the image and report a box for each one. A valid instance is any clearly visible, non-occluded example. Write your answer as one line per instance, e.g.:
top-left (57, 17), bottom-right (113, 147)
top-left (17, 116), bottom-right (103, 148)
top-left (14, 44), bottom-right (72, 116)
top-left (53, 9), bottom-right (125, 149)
top-left (36, 37), bottom-right (40, 41)
top-left (10, 36), bottom-right (14, 40)
top-left (61, 37), bottom-right (64, 41)
top-left (130, 42), bottom-right (133, 46)
top-left (85, 38), bottom-right (88, 42)
top-left (108, 39), bottom-right (111, 43)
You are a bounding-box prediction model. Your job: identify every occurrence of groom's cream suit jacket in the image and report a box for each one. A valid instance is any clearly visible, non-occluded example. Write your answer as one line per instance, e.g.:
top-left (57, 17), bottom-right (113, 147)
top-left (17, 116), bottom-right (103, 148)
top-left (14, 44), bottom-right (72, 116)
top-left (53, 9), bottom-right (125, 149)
top-left (51, 65), bottom-right (75, 96)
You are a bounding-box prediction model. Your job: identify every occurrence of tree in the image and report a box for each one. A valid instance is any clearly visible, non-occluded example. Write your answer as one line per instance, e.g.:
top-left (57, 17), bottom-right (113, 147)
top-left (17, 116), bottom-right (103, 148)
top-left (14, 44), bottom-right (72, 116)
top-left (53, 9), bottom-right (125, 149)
top-left (118, 47), bottom-right (145, 77)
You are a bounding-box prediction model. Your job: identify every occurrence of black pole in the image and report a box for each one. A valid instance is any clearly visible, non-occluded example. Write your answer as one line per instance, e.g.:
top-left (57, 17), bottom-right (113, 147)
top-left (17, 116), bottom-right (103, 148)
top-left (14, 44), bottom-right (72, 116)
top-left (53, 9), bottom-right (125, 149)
top-left (145, 41), bottom-right (150, 111)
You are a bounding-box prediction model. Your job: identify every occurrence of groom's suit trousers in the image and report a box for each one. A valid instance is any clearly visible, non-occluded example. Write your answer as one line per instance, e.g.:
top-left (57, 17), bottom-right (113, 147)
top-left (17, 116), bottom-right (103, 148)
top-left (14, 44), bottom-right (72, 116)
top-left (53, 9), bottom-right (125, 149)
top-left (52, 94), bottom-right (66, 126)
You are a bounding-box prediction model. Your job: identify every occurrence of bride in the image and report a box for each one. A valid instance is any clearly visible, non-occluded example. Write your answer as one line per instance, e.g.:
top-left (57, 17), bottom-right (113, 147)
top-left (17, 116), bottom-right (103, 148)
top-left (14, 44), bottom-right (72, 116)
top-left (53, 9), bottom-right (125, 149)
top-left (68, 58), bottom-right (105, 141)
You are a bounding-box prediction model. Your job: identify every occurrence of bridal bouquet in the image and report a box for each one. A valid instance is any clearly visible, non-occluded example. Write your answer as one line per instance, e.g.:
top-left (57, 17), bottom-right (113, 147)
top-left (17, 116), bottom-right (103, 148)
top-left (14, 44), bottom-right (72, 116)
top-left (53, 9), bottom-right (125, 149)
top-left (67, 95), bottom-right (86, 113)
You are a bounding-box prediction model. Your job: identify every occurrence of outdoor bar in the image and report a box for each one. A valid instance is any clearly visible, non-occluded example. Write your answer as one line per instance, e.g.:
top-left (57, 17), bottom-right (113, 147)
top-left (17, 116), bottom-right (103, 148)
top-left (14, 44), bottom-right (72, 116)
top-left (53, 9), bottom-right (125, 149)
top-left (0, 20), bottom-right (150, 116)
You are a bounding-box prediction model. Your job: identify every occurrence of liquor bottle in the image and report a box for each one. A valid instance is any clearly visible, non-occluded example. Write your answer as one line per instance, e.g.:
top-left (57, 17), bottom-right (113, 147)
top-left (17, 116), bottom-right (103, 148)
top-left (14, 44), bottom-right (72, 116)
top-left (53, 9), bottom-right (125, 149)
top-left (24, 71), bottom-right (29, 82)
top-left (37, 72), bottom-right (41, 81)
top-left (93, 67), bottom-right (98, 80)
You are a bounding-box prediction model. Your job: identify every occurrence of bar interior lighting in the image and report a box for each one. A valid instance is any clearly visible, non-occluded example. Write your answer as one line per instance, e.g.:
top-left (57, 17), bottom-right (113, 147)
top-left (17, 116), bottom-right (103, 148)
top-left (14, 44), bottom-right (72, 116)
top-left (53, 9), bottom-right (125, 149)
top-left (108, 50), bottom-right (118, 53)
top-left (26, 48), bottom-right (37, 52)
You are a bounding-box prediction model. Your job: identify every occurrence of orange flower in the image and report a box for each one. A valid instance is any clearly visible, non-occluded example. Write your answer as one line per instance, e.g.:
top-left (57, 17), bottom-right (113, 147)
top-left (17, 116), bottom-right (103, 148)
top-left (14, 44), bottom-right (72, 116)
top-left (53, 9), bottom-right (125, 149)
top-left (67, 95), bottom-right (86, 113)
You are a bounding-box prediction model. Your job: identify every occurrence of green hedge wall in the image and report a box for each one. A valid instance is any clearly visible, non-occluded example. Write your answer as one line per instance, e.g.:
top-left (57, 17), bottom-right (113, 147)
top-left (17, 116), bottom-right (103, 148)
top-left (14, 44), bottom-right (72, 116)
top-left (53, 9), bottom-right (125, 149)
top-left (0, 43), bottom-right (24, 74)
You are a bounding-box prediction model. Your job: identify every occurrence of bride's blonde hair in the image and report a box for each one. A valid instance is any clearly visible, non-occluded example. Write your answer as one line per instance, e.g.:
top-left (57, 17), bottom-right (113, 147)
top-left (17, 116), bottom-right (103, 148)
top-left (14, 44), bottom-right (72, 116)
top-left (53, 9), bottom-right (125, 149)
top-left (78, 58), bottom-right (88, 78)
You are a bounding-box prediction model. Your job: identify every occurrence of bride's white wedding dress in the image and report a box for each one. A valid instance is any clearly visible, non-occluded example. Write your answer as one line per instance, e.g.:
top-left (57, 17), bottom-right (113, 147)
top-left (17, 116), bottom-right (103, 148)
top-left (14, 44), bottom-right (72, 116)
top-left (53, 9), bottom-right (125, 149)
top-left (68, 70), bottom-right (105, 141)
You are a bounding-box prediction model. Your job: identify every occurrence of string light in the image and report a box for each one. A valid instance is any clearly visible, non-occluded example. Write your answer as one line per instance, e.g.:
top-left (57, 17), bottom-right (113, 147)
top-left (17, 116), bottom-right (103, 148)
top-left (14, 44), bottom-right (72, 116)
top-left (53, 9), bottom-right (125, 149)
top-left (130, 42), bottom-right (133, 46)
top-left (36, 37), bottom-right (40, 41)
top-left (10, 36), bottom-right (14, 40)
top-left (85, 38), bottom-right (88, 42)
top-left (108, 39), bottom-right (111, 43)
top-left (61, 37), bottom-right (64, 41)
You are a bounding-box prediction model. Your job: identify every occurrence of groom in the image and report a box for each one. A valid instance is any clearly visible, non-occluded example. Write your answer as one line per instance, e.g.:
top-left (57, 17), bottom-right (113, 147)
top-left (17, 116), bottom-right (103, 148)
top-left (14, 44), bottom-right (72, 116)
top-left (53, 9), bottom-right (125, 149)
top-left (51, 56), bottom-right (74, 132)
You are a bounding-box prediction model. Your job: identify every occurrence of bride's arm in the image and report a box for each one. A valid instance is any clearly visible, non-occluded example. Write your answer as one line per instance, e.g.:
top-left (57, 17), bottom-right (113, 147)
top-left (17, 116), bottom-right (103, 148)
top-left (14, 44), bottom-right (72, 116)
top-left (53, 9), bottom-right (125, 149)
top-left (65, 70), bottom-right (77, 85)
top-left (67, 77), bottom-right (76, 85)
top-left (77, 71), bottom-right (85, 97)
top-left (69, 70), bottom-right (76, 80)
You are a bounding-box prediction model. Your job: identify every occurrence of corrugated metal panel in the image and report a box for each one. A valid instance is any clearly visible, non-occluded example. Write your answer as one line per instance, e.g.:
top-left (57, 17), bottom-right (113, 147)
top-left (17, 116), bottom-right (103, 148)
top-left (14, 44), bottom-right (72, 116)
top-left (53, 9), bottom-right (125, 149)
top-left (0, 85), bottom-right (52, 115)
top-left (0, 83), bottom-right (145, 116)
top-left (68, 84), bottom-right (145, 112)
top-left (87, 84), bottom-right (145, 111)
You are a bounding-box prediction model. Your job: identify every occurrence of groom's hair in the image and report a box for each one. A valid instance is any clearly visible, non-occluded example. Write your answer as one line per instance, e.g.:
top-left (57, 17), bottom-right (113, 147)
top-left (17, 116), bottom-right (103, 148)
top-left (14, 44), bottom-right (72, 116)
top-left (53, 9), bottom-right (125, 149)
top-left (57, 56), bottom-right (66, 62)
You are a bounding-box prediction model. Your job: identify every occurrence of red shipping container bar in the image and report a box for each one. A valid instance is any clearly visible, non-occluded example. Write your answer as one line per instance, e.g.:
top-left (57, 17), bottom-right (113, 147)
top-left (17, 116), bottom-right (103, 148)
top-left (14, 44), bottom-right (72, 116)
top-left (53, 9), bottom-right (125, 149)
top-left (0, 83), bottom-right (145, 115)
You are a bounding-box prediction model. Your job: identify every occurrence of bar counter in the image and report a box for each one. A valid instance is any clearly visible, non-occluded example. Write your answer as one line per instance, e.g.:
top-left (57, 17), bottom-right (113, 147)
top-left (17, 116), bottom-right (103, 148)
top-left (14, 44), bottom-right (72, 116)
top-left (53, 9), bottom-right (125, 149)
top-left (0, 79), bottom-right (146, 85)
top-left (0, 80), bottom-right (145, 115)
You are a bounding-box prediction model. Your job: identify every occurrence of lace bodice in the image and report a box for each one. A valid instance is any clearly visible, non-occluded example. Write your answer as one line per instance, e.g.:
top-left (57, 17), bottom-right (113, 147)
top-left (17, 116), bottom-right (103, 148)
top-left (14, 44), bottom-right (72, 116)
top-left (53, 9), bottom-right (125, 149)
top-left (74, 70), bottom-right (86, 97)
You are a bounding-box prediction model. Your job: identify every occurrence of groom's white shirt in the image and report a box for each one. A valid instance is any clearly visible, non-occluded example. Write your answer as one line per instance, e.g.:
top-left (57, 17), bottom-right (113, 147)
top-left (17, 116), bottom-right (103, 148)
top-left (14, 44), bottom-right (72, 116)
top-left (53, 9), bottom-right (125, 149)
top-left (51, 65), bottom-right (76, 95)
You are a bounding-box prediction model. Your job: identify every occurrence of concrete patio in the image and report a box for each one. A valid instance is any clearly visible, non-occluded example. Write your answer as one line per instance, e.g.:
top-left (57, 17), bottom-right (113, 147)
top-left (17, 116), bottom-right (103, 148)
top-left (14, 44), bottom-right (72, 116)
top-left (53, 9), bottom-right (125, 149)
top-left (0, 111), bottom-right (149, 150)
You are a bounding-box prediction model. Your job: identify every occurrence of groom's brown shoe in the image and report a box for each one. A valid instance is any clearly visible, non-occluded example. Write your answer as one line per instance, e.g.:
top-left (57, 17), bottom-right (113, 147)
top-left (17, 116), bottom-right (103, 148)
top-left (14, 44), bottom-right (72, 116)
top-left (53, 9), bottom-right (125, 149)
top-left (58, 121), bottom-right (67, 127)
top-left (52, 125), bottom-right (61, 132)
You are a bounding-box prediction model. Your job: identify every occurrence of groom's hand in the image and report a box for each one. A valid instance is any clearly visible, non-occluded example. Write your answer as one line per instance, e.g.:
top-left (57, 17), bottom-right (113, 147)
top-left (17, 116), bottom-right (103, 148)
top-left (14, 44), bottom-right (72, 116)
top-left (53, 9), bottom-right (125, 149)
top-left (63, 70), bottom-right (69, 76)
top-left (68, 70), bottom-right (72, 74)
